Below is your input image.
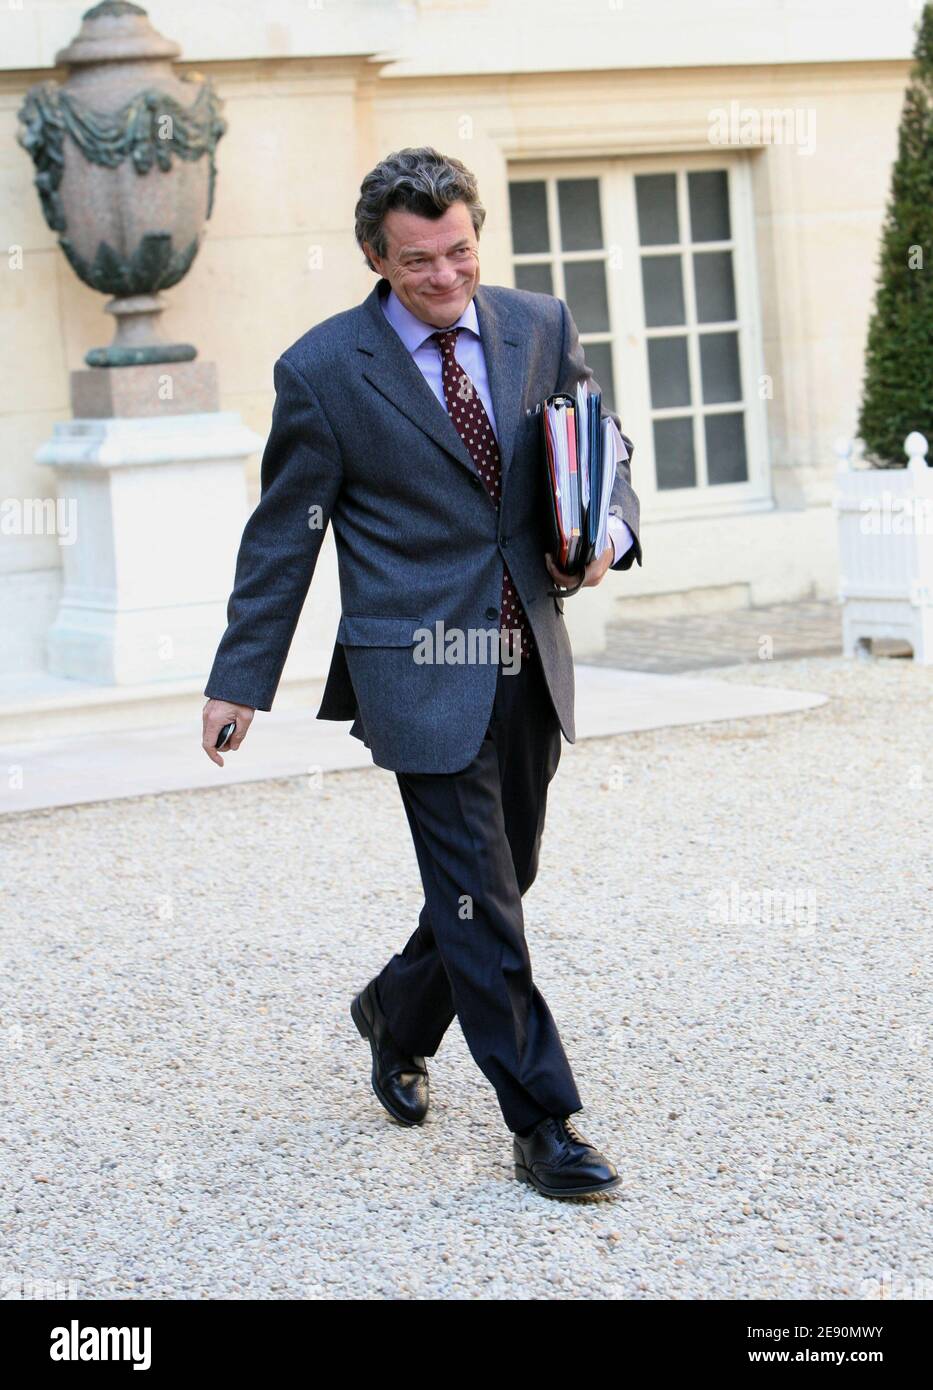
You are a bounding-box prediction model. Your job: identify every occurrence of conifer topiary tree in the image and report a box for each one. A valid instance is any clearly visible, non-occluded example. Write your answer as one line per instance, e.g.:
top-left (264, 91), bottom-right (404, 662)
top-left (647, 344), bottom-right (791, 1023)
top-left (857, 2), bottom-right (933, 466)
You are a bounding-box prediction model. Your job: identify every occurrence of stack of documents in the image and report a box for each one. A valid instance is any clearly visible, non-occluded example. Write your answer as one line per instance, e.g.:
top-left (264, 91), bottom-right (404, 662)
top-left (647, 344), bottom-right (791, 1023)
top-left (539, 381), bottom-right (629, 587)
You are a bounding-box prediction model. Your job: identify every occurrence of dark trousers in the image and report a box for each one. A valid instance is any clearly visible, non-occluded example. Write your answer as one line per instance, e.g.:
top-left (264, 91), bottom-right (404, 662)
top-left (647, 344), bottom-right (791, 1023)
top-left (374, 645), bottom-right (583, 1133)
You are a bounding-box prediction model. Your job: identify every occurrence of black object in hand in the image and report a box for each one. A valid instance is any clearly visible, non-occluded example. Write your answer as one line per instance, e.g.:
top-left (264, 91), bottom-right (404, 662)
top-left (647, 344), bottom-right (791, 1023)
top-left (215, 720), bottom-right (236, 751)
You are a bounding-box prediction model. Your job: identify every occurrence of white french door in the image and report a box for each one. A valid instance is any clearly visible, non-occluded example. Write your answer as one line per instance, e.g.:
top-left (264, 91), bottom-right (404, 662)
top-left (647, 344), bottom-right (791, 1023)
top-left (507, 152), bottom-right (772, 519)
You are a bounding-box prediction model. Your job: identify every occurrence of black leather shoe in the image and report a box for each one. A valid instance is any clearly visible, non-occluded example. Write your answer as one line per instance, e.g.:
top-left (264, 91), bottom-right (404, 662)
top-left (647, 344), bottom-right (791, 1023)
top-left (513, 1115), bottom-right (622, 1197)
top-left (350, 979), bottom-right (429, 1126)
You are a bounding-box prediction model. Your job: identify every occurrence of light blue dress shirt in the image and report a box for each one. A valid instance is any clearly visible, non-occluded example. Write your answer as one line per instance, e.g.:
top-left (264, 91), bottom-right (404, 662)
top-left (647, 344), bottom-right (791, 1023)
top-left (381, 286), bottom-right (634, 565)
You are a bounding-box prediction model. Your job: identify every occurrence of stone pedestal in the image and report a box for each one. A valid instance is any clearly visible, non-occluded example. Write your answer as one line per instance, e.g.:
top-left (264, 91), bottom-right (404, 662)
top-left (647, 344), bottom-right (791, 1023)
top-left (38, 365), bottom-right (261, 686)
top-left (69, 360), bottom-right (220, 419)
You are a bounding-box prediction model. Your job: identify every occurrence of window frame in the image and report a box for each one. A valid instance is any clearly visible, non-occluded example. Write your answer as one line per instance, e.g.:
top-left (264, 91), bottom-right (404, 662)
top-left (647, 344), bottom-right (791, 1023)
top-left (507, 151), bottom-right (772, 522)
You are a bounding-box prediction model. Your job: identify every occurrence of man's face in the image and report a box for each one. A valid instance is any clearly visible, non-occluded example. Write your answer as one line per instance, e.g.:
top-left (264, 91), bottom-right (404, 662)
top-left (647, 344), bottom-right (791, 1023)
top-left (364, 200), bottom-right (480, 326)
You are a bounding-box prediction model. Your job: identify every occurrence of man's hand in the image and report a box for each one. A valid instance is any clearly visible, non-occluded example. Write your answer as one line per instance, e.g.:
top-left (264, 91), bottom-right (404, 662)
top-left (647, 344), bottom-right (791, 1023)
top-left (545, 539), bottom-right (615, 592)
top-left (202, 698), bottom-right (255, 767)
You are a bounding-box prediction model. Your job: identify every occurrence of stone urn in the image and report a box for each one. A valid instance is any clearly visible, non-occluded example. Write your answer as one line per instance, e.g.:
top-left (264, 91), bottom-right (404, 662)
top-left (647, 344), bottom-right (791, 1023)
top-left (17, 0), bottom-right (226, 367)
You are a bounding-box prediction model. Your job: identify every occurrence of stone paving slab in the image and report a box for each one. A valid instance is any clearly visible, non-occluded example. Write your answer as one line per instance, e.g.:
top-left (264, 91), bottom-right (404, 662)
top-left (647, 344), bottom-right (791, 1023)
top-left (595, 599), bottom-right (844, 673)
top-left (0, 665), bottom-right (826, 816)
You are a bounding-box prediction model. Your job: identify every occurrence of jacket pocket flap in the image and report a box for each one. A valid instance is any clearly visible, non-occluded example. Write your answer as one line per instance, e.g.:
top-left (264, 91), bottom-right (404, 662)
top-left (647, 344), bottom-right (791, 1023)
top-left (336, 614), bottom-right (423, 647)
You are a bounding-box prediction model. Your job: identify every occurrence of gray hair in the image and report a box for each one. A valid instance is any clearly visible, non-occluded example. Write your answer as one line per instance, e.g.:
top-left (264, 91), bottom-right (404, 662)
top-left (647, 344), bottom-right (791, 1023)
top-left (354, 146), bottom-right (486, 271)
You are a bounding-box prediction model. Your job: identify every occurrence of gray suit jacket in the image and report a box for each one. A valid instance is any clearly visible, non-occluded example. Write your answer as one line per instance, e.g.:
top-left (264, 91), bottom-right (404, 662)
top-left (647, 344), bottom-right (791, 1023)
top-left (204, 277), bottom-right (642, 773)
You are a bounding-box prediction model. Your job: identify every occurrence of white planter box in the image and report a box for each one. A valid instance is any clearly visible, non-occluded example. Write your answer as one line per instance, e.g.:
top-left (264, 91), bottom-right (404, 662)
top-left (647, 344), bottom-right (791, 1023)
top-left (834, 432), bottom-right (933, 663)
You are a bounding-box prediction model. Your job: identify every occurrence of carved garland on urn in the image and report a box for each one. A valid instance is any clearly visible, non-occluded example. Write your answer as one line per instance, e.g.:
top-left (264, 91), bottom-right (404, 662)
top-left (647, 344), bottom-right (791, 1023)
top-left (16, 1), bottom-right (228, 368)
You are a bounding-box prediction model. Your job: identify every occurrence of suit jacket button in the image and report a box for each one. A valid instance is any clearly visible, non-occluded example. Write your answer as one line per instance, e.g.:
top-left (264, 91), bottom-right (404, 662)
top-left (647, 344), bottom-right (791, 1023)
top-left (470, 475), bottom-right (483, 488)
top-left (485, 606), bottom-right (498, 621)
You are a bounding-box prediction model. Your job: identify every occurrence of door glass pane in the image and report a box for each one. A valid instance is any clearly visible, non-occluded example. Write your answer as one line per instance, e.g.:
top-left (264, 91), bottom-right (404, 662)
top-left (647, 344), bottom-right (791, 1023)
top-left (514, 262), bottom-right (553, 295)
top-left (583, 341), bottom-right (616, 413)
top-left (635, 173), bottom-right (679, 246)
top-left (654, 416), bottom-right (696, 490)
top-left (564, 260), bottom-right (610, 333)
top-left (699, 331), bottom-right (742, 403)
top-left (647, 337), bottom-right (691, 409)
top-left (557, 178), bottom-right (603, 251)
top-left (509, 181), bottom-right (549, 254)
top-left (688, 170), bottom-right (731, 242)
top-left (705, 412), bottom-right (748, 483)
top-left (641, 255), bottom-right (685, 327)
top-left (694, 251), bottom-right (736, 322)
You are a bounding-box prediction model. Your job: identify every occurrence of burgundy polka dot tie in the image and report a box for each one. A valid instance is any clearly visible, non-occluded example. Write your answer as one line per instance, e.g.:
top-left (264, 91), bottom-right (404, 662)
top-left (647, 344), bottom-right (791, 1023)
top-left (431, 328), bottom-right (533, 664)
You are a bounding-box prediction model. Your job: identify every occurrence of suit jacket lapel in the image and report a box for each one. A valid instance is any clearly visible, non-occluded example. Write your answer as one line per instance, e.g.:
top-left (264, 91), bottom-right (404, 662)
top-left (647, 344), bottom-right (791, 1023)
top-left (356, 279), bottom-right (478, 480)
top-left (356, 279), bottom-right (526, 495)
top-left (472, 283), bottom-right (525, 495)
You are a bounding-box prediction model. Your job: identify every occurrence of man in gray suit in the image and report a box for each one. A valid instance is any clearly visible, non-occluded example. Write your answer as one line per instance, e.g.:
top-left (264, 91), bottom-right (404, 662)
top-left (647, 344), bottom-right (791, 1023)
top-left (202, 147), bottom-right (641, 1198)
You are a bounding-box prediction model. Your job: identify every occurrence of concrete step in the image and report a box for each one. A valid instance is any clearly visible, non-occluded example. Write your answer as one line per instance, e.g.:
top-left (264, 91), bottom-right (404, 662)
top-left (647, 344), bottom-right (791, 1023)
top-left (612, 581), bottom-right (751, 622)
top-left (0, 670), bottom-right (326, 743)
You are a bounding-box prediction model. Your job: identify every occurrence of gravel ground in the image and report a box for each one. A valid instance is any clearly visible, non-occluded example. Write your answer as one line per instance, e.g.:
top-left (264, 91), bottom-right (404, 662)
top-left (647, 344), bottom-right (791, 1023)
top-left (0, 654), bottom-right (930, 1301)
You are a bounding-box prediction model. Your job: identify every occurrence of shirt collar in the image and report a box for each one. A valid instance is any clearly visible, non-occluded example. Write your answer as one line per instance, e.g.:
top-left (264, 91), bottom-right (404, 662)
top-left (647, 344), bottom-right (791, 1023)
top-left (381, 284), bottom-right (481, 354)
